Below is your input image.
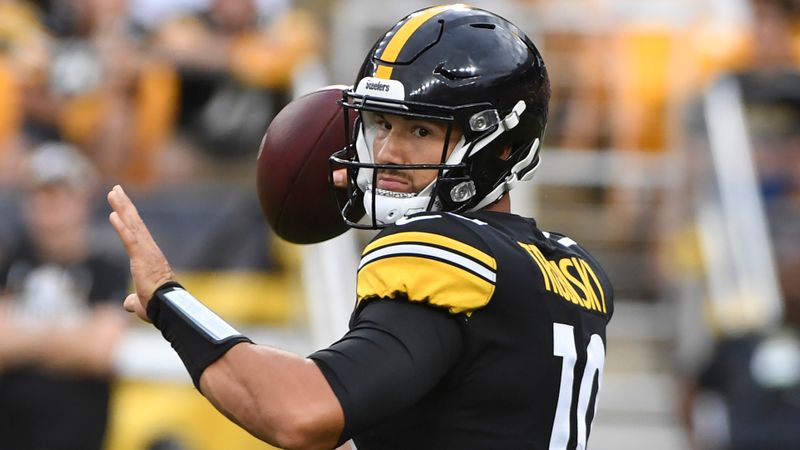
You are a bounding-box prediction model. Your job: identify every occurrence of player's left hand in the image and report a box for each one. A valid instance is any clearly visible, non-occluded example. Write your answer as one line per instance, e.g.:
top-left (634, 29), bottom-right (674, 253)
top-left (107, 185), bottom-right (176, 322)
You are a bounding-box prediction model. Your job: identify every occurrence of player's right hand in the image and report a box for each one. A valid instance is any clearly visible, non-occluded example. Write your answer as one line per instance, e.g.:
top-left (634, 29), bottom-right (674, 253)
top-left (333, 168), bottom-right (347, 188)
top-left (107, 185), bottom-right (176, 322)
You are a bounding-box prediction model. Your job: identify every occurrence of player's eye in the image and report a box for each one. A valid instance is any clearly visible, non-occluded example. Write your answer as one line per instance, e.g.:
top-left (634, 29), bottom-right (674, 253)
top-left (376, 118), bottom-right (391, 130)
top-left (414, 127), bottom-right (430, 138)
top-left (368, 113), bottom-right (392, 132)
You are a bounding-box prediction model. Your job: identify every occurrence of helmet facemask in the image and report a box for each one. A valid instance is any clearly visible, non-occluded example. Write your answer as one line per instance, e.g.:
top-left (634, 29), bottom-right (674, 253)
top-left (331, 91), bottom-right (468, 228)
top-left (331, 88), bottom-right (536, 228)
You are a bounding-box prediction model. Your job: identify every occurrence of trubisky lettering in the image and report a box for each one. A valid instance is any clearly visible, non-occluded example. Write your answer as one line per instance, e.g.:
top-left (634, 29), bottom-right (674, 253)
top-left (518, 242), bottom-right (605, 313)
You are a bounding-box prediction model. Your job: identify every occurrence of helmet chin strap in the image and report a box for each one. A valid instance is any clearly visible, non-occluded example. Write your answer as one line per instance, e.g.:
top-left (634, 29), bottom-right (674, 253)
top-left (361, 159), bottom-right (445, 225)
top-left (362, 189), bottom-right (433, 226)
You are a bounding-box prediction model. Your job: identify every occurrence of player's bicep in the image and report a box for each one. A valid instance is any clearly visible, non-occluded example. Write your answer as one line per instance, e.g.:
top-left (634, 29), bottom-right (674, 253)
top-left (310, 298), bottom-right (463, 442)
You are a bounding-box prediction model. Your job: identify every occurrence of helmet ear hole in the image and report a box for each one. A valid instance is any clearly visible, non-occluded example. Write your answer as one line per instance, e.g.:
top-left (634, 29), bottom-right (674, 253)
top-left (471, 146), bottom-right (512, 188)
top-left (495, 145), bottom-right (512, 161)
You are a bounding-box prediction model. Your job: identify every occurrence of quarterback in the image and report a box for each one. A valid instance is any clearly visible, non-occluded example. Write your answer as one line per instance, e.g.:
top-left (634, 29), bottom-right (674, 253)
top-left (108, 4), bottom-right (613, 450)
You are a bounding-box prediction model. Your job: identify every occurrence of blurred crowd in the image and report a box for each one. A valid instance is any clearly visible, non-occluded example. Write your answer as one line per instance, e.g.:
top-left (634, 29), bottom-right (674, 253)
top-left (0, 0), bottom-right (321, 190)
top-left (0, 1), bottom-right (321, 449)
top-left (0, 0), bottom-right (797, 189)
top-left (0, 0), bottom-right (798, 449)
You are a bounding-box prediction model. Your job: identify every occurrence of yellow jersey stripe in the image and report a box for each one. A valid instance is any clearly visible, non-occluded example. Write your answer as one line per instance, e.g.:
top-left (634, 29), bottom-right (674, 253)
top-left (360, 243), bottom-right (495, 283)
top-left (357, 255), bottom-right (495, 314)
top-left (363, 231), bottom-right (496, 270)
top-left (374, 4), bottom-right (467, 79)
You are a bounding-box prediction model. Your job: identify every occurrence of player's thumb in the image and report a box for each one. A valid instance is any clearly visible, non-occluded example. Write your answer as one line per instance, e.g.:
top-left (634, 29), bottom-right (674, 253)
top-left (123, 292), bottom-right (151, 323)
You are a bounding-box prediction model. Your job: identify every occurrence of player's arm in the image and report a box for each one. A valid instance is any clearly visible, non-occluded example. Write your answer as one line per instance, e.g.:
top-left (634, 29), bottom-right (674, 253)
top-left (200, 342), bottom-right (344, 450)
top-left (310, 296), bottom-right (464, 441)
top-left (108, 185), bottom-right (343, 450)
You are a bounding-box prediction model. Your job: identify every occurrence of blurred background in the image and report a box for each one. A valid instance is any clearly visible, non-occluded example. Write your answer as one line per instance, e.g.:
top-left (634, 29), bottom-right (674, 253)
top-left (0, 0), bottom-right (799, 449)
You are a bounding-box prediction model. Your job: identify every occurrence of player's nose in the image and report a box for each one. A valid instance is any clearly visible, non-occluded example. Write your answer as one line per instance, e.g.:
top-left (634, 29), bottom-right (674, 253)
top-left (374, 133), bottom-right (410, 165)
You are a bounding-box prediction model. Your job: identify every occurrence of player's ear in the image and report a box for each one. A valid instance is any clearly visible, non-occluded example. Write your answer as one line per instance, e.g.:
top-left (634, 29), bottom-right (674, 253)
top-left (495, 145), bottom-right (512, 161)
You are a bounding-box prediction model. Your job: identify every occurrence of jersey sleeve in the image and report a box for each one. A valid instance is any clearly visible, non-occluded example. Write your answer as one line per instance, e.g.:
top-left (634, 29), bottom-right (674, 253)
top-left (356, 213), bottom-right (497, 315)
top-left (309, 297), bottom-right (463, 444)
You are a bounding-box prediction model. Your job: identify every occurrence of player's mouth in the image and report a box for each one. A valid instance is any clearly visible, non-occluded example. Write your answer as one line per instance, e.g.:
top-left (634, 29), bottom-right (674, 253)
top-left (376, 172), bottom-right (412, 192)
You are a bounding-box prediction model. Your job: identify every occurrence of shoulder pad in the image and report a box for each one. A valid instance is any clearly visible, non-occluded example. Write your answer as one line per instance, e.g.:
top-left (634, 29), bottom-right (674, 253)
top-left (357, 212), bottom-right (496, 314)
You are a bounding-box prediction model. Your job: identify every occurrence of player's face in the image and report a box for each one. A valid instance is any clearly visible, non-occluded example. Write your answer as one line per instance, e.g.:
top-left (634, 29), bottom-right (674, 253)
top-left (370, 113), bottom-right (462, 193)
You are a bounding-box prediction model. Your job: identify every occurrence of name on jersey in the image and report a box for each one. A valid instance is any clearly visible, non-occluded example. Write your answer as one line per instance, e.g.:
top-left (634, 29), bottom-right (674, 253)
top-left (519, 243), bottom-right (607, 314)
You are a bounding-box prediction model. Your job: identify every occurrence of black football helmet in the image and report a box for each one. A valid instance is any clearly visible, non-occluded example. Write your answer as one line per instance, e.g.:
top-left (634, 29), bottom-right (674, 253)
top-left (330, 4), bottom-right (550, 228)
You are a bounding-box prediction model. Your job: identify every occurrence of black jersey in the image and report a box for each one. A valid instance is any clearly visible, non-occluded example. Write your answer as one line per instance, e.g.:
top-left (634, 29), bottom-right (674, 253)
top-left (311, 211), bottom-right (613, 450)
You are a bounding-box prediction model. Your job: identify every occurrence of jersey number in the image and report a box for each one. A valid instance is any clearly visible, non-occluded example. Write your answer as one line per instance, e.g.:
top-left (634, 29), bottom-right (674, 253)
top-left (549, 323), bottom-right (605, 450)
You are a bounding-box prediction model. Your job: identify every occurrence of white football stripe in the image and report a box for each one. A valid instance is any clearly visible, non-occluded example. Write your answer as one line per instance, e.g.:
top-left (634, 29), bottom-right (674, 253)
top-left (359, 243), bottom-right (496, 283)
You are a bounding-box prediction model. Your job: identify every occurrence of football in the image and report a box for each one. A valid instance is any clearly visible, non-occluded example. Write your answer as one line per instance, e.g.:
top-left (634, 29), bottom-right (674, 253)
top-left (256, 86), bottom-right (353, 244)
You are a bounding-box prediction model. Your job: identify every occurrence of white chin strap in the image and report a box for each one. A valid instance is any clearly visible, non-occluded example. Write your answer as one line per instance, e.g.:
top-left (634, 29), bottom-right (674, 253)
top-left (362, 189), bottom-right (433, 226)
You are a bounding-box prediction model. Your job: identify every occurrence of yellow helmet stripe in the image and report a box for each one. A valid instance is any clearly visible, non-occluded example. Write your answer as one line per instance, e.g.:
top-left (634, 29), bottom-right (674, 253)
top-left (375, 4), bottom-right (468, 79)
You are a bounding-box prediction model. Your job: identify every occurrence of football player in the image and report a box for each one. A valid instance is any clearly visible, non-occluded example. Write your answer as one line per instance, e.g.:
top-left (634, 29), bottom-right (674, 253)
top-left (108, 4), bottom-right (613, 450)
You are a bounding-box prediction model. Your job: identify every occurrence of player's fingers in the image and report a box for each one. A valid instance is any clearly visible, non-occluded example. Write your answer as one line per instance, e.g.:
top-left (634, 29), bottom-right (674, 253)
top-left (108, 185), bottom-right (148, 235)
top-left (107, 185), bottom-right (135, 220)
top-left (109, 211), bottom-right (137, 250)
top-left (333, 168), bottom-right (347, 188)
top-left (108, 185), bottom-right (158, 248)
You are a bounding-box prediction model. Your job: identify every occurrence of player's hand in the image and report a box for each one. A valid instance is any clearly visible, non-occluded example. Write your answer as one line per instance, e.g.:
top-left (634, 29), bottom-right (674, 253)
top-left (332, 168), bottom-right (347, 188)
top-left (107, 185), bottom-right (176, 322)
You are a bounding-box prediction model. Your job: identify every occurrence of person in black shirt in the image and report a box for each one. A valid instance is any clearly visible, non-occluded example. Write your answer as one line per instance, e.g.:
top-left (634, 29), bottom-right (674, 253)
top-left (107, 5), bottom-right (613, 449)
top-left (0, 142), bottom-right (129, 450)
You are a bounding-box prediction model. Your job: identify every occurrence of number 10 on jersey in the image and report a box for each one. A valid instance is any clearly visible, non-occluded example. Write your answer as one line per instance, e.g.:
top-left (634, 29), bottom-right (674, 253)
top-left (549, 323), bottom-right (606, 450)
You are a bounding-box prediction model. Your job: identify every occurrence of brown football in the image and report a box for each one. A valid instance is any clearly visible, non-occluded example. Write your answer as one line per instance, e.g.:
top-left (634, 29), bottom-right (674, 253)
top-left (256, 86), bottom-right (353, 244)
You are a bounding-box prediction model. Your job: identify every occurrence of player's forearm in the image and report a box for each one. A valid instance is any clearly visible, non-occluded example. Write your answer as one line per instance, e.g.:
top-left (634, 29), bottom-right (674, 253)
top-left (199, 343), bottom-right (344, 450)
top-left (127, 280), bottom-right (344, 448)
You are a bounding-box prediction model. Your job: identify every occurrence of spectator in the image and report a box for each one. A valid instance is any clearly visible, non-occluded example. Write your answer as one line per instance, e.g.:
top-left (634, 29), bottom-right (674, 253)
top-left (0, 142), bottom-right (130, 450)
top-left (0, 0), bottom-right (46, 185)
top-left (152, 0), bottom-right (321, 174)
top-left (19, 0), bottom-right (179, 187)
